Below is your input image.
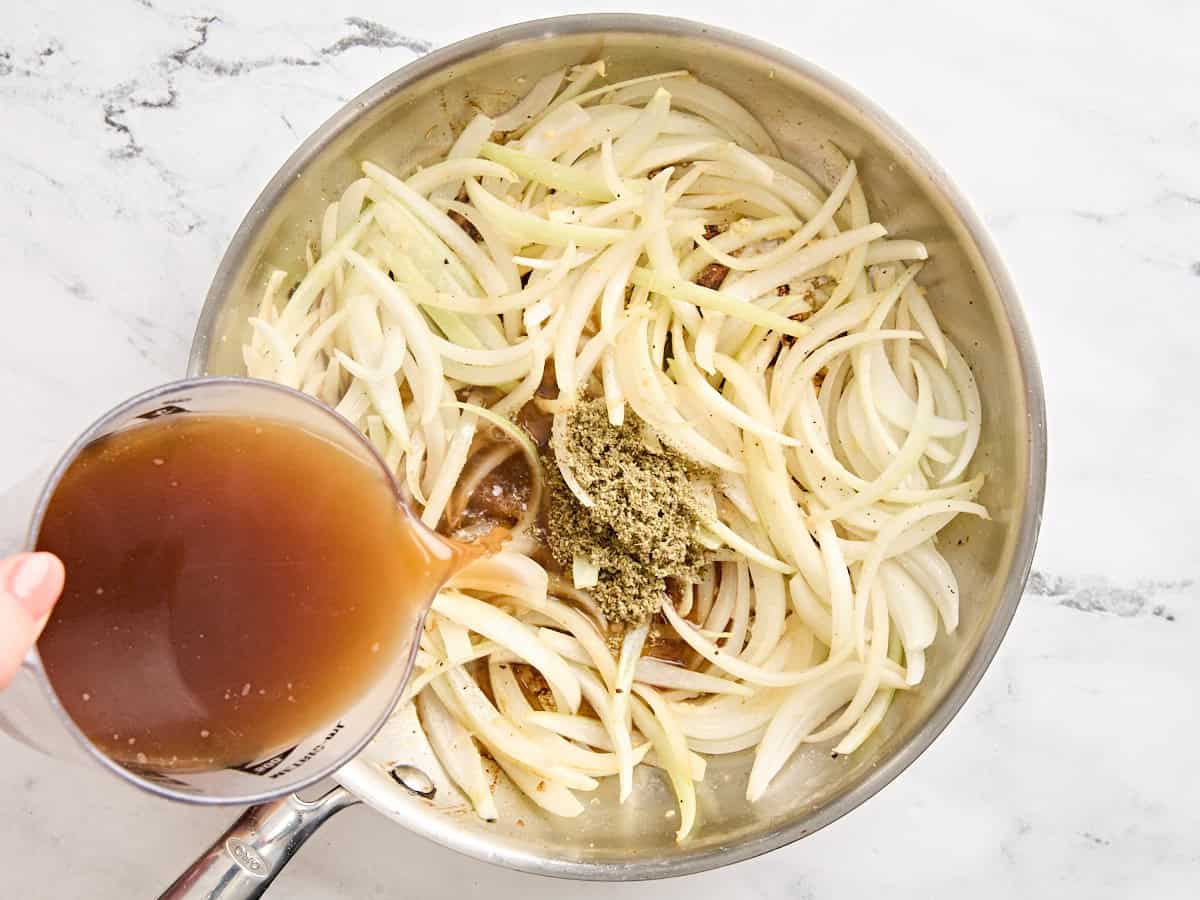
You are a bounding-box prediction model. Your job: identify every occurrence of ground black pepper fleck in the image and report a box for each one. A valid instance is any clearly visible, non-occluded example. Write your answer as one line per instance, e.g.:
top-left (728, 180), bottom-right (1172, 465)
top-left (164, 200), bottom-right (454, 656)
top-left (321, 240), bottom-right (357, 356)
top-left (544, 400), bottom-right (709, 624)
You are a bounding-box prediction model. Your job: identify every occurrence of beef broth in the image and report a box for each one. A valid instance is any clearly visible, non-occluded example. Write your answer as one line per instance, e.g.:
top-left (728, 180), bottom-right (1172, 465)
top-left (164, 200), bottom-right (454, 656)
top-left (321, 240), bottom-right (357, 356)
top-left (36, 414), bottom-right (455, 771)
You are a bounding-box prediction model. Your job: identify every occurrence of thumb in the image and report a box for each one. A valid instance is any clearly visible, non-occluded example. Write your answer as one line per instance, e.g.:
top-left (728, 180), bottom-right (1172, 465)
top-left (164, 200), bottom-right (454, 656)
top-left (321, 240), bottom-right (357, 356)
top-left (0, 552), bottom-right (66, 690)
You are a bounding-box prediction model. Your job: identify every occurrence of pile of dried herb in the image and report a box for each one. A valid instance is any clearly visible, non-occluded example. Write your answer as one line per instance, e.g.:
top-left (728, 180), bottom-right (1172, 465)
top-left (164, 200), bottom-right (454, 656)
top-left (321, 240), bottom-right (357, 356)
top-left (544, 399), bottom-right (709, 624)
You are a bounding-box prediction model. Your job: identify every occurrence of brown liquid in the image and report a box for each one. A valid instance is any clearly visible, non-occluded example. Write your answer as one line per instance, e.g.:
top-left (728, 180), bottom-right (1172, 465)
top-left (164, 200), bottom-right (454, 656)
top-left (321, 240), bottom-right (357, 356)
top-left (36, 414), bottom-right (457, 772)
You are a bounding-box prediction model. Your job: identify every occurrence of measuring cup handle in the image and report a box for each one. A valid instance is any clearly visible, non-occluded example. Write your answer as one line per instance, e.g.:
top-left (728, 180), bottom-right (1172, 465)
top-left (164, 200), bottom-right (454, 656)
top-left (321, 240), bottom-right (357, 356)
top-left (156, 786), bottom-right (360, 900)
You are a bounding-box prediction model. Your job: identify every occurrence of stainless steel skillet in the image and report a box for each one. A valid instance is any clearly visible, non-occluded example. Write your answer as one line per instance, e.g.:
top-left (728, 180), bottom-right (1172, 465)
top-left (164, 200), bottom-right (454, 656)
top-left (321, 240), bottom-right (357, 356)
top-left (166, 13), bottom-right (1046, 896)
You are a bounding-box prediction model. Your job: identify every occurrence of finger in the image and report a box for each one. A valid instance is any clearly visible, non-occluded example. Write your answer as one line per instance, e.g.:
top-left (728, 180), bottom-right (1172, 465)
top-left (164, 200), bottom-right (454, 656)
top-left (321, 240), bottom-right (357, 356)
top-left (0, 552), bottom-right (66, 689)
top-left (1, 552), bottom-right (65, 630)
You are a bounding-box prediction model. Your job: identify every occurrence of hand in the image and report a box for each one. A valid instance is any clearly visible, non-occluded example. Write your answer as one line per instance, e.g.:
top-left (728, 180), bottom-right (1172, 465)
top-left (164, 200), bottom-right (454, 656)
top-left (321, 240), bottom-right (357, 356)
top-left (1, 552), bottom-right (65, 689)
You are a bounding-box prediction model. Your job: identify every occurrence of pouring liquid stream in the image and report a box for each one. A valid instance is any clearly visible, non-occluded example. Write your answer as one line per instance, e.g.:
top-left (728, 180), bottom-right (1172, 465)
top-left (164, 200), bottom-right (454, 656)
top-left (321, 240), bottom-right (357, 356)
top-left (35, 414), bottom-right (475, 772)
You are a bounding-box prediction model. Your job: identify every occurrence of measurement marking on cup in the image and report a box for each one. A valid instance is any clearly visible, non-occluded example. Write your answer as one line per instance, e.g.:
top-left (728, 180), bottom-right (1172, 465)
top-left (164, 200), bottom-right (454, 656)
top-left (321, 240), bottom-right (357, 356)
top-left (265, 722), bottom-right (346, 779)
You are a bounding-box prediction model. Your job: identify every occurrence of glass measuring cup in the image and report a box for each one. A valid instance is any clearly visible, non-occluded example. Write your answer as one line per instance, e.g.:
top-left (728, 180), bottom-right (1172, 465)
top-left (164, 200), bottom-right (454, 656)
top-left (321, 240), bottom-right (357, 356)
top-left (0, 376), bottom-right (461, 805)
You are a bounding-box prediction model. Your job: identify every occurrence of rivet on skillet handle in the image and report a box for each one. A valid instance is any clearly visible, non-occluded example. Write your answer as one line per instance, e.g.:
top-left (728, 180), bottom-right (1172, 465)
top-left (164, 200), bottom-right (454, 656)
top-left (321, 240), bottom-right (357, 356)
top-left (156, 787), bottom-right (359, 900)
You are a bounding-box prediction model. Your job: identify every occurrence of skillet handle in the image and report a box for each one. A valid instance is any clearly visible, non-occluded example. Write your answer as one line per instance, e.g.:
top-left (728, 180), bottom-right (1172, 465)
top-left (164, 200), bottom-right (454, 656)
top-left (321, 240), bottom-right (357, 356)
top-left (156, 787), bottom-right (359, 900)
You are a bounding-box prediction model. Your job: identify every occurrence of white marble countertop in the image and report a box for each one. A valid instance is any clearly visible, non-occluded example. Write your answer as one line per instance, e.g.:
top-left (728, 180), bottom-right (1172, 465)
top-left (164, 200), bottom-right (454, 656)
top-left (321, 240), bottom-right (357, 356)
top-left (2, 1), bottom-right (1197, 896)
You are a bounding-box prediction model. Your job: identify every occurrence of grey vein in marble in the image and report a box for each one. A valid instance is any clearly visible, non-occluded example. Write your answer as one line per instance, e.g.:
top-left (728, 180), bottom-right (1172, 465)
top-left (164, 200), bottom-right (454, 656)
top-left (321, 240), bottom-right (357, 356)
top-left (100, 15), bottom-right (431, 162)
top-left (1026, 571), bottom-right (1188, 621)
top-left (166, 14), bottom-right (430, 79)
